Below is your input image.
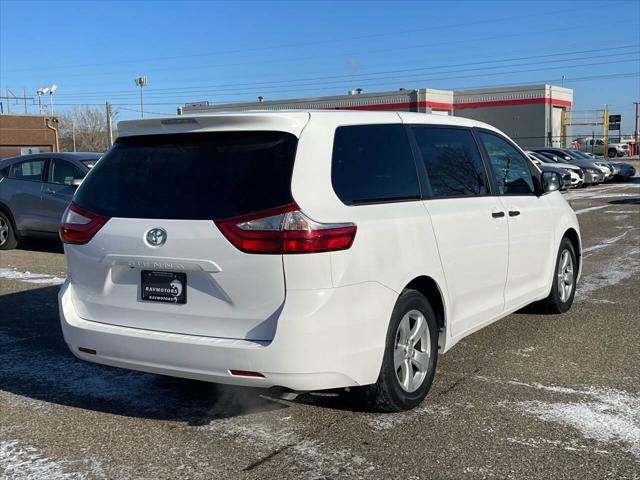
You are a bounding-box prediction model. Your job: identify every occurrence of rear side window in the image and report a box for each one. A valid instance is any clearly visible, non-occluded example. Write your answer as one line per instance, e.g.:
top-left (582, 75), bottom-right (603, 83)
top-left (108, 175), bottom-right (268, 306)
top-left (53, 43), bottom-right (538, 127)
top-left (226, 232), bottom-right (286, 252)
top-left (479, 132), bottom-right (535, 195)
top-left (74, 131), bottom-right (297, 220)
top-left (331, 124), bottom-right (420, 204)
top-left (9, 159), bottom-right (45, 181)
top-left (411, 127), bottom-right (488, 198)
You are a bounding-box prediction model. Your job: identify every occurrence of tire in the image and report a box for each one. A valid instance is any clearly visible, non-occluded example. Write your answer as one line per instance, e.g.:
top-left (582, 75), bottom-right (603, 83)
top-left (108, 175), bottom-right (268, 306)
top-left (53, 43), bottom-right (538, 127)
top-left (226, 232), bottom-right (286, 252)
top-left (542, 238), bottom-right (577, 314)
top-left (0, 211), bottom-right (18, 250)
top-left (608, 148), bottom-right (617, 158)
top-left (361, 289), bottom-right (439, 412)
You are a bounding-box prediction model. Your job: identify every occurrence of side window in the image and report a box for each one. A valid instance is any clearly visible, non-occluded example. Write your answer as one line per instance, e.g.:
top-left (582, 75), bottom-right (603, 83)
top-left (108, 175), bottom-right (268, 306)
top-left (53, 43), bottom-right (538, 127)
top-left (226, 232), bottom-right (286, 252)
top-left (478, 132), bottom-right (535, 195)
top-left (411, 127), bottom-right (488, 198)
top-left (49, 159), bottom-right (85, 185)
top-left (331, 124), bottom-right (420, 204)
top-left (9, 159), bottom-right (45, 181)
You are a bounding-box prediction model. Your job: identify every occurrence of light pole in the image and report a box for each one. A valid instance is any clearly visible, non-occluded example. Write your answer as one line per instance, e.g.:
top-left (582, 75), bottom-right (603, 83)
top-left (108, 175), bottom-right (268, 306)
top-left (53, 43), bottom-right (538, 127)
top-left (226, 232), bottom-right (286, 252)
top-left (36, 87), bottom-right (49, 114)
top-left (134, 76), bottom-right (148, 119)
top-left (48, 84), bottom-right (58, 114)
top-left (36, 84), bottom-right (58, 115)
top-left (634, 102), bottom-right (639, 157)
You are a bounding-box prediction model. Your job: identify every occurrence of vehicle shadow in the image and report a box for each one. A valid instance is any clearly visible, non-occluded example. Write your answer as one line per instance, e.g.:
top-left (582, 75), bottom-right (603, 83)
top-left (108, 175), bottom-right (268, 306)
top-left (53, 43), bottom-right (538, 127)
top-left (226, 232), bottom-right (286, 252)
top-left (16, 237), bottom-right (64, 254)
top-left (609, 197), bottom-right (640, 205)
top-left (0, 285), bottom-right (288, 425)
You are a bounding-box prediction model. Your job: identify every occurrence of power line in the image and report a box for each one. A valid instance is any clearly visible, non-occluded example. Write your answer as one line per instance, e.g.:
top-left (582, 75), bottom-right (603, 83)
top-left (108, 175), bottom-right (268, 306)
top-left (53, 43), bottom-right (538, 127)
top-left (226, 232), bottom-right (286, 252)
top-left (51, 45), bottom-right (639, 98)
top-left (9, 24), bottom-right (605, 82)
top-left (50, 57), bottom-right (640, 103)
top-left (4, 2), bottom-right (619, 74)
top-left (44, 71), bottom-right (639, 108)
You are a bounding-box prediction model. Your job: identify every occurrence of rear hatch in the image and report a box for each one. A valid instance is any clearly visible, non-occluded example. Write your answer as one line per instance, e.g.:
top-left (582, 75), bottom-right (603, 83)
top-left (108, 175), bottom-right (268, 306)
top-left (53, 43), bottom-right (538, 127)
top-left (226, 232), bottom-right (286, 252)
top-left (65, 129), bottom-right (298, 341)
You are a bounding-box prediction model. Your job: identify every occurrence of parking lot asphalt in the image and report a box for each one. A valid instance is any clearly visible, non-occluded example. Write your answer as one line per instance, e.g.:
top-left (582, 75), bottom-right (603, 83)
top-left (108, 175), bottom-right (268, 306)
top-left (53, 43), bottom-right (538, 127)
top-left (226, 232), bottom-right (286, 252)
top-left (1, 180), bottom-right (639, 480)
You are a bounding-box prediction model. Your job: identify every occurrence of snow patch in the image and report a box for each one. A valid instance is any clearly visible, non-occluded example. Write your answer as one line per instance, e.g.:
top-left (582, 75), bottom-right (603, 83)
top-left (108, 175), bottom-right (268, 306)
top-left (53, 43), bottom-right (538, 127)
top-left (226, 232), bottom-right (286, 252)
top-left (0, 268), bottom-right (65, 286)
top-left (517, 387), bottom-right (640, 458)
top-left (0, 440), bottom-right (85, 480)
top-left (205, 418), bottom-right (378, 477)
top-left (582, 229), bottom-right (632, 254)
top-left (574, 205), bottom-right (608, 215)
top-left (513, 346), bottom-right (536, 357)
top-left (576, 247), bottom-right (640, 300)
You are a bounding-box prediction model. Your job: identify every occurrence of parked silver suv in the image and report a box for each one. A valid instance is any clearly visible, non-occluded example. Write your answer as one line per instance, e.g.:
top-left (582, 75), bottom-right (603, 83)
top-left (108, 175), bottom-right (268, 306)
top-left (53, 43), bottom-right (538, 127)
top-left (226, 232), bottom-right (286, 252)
top-left (0, 152), bottom-right (101, 249)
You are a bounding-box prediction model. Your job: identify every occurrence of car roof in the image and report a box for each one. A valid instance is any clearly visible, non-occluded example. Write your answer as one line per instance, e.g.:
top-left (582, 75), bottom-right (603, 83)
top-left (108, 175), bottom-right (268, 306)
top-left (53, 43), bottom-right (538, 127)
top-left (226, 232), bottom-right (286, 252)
top-left (117, 110), bottom-right (502, 138)
top-left (0, 151), bottom-right (102, 167)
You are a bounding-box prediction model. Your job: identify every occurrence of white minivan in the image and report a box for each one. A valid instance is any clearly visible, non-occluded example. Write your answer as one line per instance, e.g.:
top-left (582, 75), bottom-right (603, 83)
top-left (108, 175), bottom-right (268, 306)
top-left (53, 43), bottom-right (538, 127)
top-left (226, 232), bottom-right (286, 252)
top-left (59, 111), bottom-right (581, 411)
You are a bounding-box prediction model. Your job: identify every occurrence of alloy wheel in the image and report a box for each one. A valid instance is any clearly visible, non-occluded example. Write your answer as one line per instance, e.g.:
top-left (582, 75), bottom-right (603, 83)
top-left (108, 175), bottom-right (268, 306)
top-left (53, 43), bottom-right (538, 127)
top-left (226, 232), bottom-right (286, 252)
top-left (0, 217), bottom-right (8, 246)
top-left (394, 309), bottom-right (431, 393)
top-left (557, 249), bottom-right (574, 302)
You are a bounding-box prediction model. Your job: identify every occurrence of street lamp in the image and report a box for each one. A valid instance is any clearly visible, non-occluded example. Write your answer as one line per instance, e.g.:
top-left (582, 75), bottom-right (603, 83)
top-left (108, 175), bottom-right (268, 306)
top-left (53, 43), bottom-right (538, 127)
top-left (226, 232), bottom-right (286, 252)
top-left (134, 76), bottom-right (148, 119)
top-left (36, 84), bottom-right (58, 114)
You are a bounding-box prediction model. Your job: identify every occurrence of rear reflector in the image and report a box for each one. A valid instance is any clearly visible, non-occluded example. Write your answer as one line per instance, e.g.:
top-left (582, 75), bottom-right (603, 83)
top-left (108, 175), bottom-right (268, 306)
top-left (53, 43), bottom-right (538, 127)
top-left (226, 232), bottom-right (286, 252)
top-left (229, 369), bottom-right (265, 378)
top-left (78, 347), bottom-right (96, 355)
top-left (59, 203), bottom-right (109, 245)
top-left (215, 204), bottom-right (356, 254)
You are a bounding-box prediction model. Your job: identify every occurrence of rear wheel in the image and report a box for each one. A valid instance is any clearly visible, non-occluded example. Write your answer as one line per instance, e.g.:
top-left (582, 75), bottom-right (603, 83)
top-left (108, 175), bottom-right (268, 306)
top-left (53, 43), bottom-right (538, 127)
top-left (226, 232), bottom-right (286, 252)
top-left (361, 289), bottom-right (439, 412)
top-left (608, 148), bottom-right (617, 158)
top-left (542, 238), bottom-right (577, 313)
top-left (0, 211), bottom-right (18, 250)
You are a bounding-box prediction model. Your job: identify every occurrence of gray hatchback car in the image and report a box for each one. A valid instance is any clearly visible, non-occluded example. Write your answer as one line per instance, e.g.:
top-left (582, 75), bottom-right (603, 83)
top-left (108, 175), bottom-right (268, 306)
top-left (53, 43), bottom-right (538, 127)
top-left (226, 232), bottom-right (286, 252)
top-left (0, 152), bottom-right (102, 249)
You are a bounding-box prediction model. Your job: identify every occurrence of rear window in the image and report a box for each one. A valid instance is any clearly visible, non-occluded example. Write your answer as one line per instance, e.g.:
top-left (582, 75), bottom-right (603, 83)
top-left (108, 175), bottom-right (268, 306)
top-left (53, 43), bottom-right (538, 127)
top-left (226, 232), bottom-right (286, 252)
top-left (331, 124), bottom-right (420, 205)
top-left (74, 131), bottom-right (297, 220)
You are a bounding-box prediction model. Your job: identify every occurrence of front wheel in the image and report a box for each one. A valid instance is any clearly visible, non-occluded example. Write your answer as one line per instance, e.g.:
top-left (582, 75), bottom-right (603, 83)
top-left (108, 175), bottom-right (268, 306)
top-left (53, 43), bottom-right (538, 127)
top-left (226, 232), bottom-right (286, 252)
top-left (361, 289), bottom-right (439, 412)
top-left (542, 238), bottom-right (578, 313)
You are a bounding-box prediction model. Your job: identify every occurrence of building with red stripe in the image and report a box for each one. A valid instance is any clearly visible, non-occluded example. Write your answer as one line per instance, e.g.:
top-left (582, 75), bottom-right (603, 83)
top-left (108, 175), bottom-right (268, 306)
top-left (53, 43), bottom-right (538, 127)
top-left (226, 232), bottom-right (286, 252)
top-left (179, 84), bottom-right (573, 148)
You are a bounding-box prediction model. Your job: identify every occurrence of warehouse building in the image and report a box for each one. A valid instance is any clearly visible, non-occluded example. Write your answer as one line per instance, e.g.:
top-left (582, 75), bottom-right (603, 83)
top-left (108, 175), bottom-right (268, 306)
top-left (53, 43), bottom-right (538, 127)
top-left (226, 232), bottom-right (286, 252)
top-left (179, 83), bottom-right (573, 148)
top-left (0, 115), bottom-right (59, 159)
top-left (453, 84), bottom-right (573, 148)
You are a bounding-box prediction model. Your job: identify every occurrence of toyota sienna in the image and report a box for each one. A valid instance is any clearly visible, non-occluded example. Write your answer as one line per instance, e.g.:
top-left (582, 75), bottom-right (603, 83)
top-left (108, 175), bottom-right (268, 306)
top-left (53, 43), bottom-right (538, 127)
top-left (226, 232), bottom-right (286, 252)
top-left (59, 111), bottom-right (581, 411)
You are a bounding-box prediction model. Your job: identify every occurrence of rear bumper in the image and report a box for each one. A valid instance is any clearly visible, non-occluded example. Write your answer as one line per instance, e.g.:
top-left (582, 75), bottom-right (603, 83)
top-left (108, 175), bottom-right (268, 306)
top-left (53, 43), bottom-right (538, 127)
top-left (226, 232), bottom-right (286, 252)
top-left (59, 280), bottom-right (397, 391)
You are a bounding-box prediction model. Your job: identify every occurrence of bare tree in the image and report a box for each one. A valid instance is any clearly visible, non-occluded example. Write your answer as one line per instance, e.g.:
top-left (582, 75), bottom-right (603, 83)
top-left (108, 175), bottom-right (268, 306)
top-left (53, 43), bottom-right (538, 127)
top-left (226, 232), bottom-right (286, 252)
top-left (58, 105), bottom-right (118, 152)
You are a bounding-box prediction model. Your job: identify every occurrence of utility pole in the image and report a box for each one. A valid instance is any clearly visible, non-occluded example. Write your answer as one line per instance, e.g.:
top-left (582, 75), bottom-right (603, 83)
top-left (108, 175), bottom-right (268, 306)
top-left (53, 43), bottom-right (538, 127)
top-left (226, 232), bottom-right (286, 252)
top-left (105, 101), bottom-right (114, 147)
top-left (72, 122), bottom-right (77, 152)
top-left (634, 101), bottom-right (639, 157)
top-left (23, 87), bottom-right (27, 114)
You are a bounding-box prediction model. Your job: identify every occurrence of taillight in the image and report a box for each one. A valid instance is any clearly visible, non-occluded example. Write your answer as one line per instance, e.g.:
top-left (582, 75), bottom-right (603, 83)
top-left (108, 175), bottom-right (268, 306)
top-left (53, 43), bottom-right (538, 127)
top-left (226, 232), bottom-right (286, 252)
top-left (59, 203), bottom-right (109, 245)
top-left (215, 204), bottom-right (356, 254)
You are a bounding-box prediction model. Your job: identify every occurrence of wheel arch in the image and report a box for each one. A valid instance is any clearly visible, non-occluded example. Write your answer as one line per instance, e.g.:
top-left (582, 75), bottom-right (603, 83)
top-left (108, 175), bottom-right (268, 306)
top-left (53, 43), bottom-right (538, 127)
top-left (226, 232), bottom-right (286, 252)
top-left (563, 227), bottom-right (582, 278)
top-left (404, 276), bottom-right (447, 351)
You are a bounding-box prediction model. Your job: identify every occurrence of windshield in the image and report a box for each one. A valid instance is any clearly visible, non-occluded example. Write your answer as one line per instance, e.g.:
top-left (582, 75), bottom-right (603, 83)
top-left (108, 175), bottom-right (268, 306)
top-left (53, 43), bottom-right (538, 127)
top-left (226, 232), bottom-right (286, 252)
top-left (81, 159), bottom-right (99, 168)
top-left (74, 131), bottom-right (298, 220)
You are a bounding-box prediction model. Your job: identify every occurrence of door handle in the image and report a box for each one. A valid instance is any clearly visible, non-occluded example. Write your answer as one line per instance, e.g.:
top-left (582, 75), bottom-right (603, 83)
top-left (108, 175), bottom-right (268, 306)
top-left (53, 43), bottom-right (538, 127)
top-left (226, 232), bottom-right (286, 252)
top-left (44, 188), bottom-right (55, 195)
top-left (491, 211), bottom-right (505, 218)
top-left (509, 210), bottom-right (521, 217)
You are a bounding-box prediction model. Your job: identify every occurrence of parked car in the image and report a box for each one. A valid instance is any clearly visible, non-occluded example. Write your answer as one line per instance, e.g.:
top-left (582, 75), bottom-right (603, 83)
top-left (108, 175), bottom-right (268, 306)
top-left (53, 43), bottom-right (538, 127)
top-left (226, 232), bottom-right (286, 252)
top-left (577, 137), bottom-right (626, 157)
top-left (59, 112), bottom-right (581, 412)
top-left (531, 149), bottom-right (607, 184)
top-left (529, 150), bottom-right (597, 185)
top-left (613, 162), bottom-right (637, 180)
top-left (526, 151), bottom-right (583, 188)
top-left (0, 152), bottom-right (102, 249)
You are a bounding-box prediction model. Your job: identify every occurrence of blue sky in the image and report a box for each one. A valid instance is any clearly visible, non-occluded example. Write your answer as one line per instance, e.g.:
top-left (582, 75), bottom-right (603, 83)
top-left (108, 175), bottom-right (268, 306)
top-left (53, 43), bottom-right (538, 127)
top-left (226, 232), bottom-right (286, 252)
top-left (1, 0), bottom-right (639, 132)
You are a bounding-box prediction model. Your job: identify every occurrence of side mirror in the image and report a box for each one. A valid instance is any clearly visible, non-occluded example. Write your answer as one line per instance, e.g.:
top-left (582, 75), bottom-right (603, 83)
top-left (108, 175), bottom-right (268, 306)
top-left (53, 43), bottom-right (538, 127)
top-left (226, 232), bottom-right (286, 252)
top-left (71, 178), bottom-right (83, 188)
top-left (541, 171), bottom-right (561, 193)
